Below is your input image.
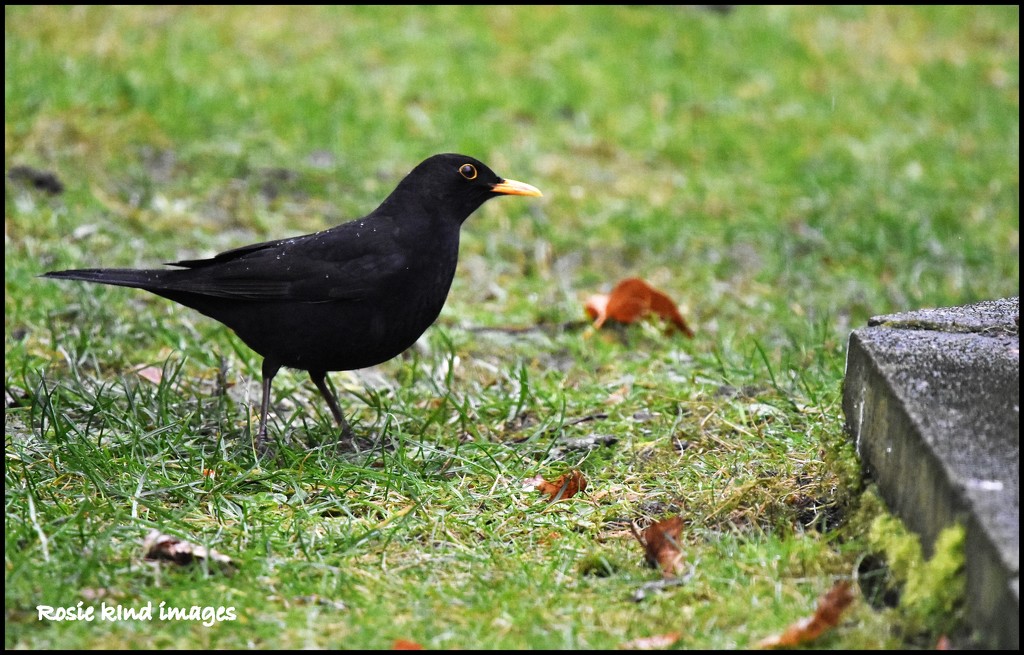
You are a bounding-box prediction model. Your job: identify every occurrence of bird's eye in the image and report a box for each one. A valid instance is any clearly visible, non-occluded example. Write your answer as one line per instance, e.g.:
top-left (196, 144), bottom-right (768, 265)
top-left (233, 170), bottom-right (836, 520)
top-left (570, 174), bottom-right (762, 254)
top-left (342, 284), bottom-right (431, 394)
top-left (459, 163), bottom-right (477, 180)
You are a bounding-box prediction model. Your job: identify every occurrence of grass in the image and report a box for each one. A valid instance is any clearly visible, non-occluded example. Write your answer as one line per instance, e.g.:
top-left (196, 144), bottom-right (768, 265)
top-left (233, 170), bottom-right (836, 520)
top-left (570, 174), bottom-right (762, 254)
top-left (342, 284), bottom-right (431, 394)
top-left (5, 5), bottom-right (1019, 649)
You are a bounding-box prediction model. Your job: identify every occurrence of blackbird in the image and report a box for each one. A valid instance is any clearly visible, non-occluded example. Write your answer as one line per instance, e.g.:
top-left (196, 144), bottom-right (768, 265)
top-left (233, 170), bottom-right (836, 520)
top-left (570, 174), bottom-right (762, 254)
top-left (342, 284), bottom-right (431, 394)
top-left (43, 153), bottom-right (542, 449)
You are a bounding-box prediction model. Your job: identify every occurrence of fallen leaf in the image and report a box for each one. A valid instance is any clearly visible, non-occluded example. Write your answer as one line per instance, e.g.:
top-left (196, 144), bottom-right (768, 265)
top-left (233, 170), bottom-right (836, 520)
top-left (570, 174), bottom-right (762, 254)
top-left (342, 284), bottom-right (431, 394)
top-left (585, 278), bottom-right (694, 337)
top-left (631, 517), bottom-right (685, 578)
top-left (142, 530), bottom-right (235, 572)
top-left (620, 632), bottom-right (682, 650)
top-left (756, 580), bottom-right (854, 648)
top-left (527, 470), bottom-right (588, 502)
top-left (392, 639), bottom-right (423, 650)
top-left (134, 365), bottom-right (163, 385)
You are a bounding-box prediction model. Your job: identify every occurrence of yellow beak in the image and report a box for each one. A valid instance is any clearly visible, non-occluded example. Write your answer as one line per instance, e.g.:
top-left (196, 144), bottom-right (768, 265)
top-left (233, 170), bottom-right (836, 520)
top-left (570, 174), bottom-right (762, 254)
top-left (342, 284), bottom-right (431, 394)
top-left (491, 178), bottom-right (543, 197)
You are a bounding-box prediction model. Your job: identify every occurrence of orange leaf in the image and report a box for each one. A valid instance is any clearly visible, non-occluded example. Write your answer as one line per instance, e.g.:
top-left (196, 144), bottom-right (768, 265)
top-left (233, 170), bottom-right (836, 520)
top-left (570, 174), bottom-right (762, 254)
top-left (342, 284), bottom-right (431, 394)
top-left (620, 632), bottom-right (682, 650)
top-left (530, 470), bottom-right (588, 502)
top-left (632, 517), bottom-right (685, 578)
top-left (392, 639), bottom-right (423, 650)
top-left (584, 292), bottom-right (610, 324)
top-left (585, 278), bottom-right (693, 337)
top-left (756, 580), bottom-right (854, 648)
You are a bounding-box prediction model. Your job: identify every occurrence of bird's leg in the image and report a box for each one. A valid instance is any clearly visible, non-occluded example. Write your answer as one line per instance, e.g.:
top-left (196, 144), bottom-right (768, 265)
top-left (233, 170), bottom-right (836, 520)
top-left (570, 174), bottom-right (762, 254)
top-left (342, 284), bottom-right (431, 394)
top-left (310, 371), bottom-right (353, 440)
top-left (256, 359), bottom-right (281, 453)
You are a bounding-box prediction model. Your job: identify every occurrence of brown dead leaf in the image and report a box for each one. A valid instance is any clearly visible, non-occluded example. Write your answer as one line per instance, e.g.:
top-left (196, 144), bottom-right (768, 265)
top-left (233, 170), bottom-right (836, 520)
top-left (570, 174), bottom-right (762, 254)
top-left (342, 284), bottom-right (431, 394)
top-left (631, 517), bottom-right (685, 578)
top-left (142, 530), bottom-right (235, 572)
top-left (392, 639), bottom-right (423, 650)
top-left (619, 632), bottom-right (682, 650)
top-left (756, 580), bottom-right (854, 648)
top-left (584, 277), bottom-right (694, 337)
top-left (528, 470), bottom-right (588, 502)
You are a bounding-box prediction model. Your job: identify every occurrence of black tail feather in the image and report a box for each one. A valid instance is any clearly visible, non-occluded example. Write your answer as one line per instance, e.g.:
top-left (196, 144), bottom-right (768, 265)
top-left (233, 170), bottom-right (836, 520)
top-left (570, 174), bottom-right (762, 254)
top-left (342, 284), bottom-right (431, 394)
top-left (40, 268), bottom-right (168, 291)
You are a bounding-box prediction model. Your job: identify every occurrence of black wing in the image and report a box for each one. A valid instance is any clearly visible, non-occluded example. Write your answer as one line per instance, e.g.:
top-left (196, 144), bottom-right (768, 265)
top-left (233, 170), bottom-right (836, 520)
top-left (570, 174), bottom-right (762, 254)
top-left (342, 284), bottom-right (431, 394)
top-left (157, 219), bottom-right (409, 303)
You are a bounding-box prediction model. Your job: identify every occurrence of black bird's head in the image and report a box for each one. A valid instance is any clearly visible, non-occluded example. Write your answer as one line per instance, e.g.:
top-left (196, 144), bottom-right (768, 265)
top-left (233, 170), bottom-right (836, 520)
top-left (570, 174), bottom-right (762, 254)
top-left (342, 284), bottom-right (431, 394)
top-left (386, 153), bottom-right (542, 224)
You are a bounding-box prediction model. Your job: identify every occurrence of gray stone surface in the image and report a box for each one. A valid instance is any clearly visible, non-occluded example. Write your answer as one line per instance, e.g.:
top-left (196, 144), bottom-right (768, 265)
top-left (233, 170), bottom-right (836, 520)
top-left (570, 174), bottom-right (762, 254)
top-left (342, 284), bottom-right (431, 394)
top-left (843, 297), bottom-right (1019, 649)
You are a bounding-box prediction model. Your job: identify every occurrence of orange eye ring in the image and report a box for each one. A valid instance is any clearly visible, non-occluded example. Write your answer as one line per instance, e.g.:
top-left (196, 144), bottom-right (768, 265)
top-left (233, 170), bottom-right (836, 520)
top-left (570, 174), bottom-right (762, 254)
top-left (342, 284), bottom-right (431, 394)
top-left (459, 163), bottom-right (477, 180)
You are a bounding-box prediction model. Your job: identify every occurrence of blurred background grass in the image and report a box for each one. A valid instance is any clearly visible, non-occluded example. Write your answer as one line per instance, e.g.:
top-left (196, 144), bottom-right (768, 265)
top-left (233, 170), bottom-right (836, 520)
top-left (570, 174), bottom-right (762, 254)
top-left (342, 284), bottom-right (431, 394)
top-left (7, 6), bottom-right (1018, 324)
top-left (4, 5), bottom-right (1019, 649)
